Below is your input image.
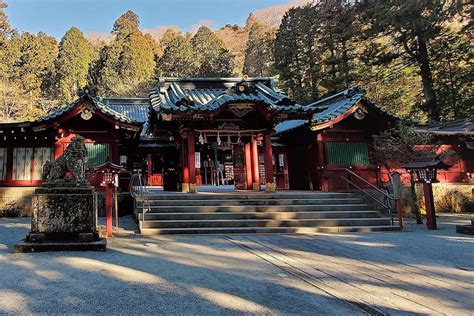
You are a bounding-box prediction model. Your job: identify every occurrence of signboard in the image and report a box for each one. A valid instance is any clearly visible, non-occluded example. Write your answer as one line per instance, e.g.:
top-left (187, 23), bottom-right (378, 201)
top-left (195, 152), bottom-right (201, 168)
top-left (279, 154), bottom-right (285, 167)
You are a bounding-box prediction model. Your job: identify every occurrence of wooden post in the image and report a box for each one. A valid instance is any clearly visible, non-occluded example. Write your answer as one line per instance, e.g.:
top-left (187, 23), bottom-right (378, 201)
top-left (213, 144), bottom-right (219, 186)
top-left (251, 138), bottom-right (261, 191)
top-left (181, 138), bottom-right (189, 192)
top-left (244, 143), bottom-right (252, 190)
top-left (316, 134), bottom-right (325, 191)
top-left (263, 131), bottom-right (275, 192)
top-left (396, 199), bottom-right (403, 230)
top-left (187, 130), bottom-right (196, 193)
top-left (147, 154), bottom-right (152, 185)
top-left (390, 172), bottom-right (403, 230)
top-left (423, 182), bottom-right (437, 230)
top-left (114, 186), bottom-right (119, 229)
top-left (106, 184), bottom-right (113, 237)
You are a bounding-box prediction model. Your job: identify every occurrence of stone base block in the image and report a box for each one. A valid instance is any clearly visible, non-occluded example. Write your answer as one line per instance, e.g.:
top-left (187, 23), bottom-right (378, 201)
top-left (456, 225), bottom-right (474, 235)
top-left (189, 183), bottom-right (197, 193)
top-left (265, 182), bottom-right (276, 192)
top-left (13, 239), bottom-right (106, 253)
top-left (182, 183), bottom-right (190, 193)
top-left (252, 182), bottom-right (261, 191)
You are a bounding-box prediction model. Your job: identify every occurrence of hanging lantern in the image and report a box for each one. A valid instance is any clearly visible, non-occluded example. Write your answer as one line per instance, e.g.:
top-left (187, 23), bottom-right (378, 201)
top-left (237, 132), bottom-right (242, 145)
top-left (199, 132), bottom-right (204, 144)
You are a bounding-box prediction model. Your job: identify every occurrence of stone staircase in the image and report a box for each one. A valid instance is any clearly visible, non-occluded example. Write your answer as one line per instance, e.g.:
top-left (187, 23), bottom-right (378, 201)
top-left (134, 191), bottom-right (398, 235)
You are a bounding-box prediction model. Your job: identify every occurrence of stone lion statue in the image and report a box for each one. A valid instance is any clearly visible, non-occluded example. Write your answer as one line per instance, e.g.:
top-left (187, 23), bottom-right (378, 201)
top-left (42, 135), bottom-right (88, 185)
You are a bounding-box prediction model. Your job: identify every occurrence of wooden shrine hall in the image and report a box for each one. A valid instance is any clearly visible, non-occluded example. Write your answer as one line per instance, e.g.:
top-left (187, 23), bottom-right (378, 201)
top-left (0, 77), bottom-right (316, 194)
top-left (0, 76), bottom-right (470, 197)
top-left (149, 77), bottom-right (314, 192)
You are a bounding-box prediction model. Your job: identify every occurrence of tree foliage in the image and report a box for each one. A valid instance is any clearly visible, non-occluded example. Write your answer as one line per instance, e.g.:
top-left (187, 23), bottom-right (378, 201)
top-left (157, 35), bottom-right (198, 77)
top-left (0, 3), bottom-right (471, 123)
top-left (273, 0), bottom-right (472, 122)
top-left (243, 22), bottom-right (276, 77)
top-left (191, 26), bottom-right (234, 77)
top-left (53, 27), bottom-right (91, 102)
top-left (94, 10), bottom-right (158, 96)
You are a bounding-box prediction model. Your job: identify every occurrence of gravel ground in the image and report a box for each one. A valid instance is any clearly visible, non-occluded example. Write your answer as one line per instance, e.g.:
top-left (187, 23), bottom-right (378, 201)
top-left (0, 214), bottom-right (472, 315)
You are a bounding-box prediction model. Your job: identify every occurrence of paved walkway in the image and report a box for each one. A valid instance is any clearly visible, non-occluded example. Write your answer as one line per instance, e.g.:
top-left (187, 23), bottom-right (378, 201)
top-left (0, 214), bottom-right (473, 315)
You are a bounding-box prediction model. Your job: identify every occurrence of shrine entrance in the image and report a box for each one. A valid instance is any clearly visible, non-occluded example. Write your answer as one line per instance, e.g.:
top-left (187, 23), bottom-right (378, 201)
top-left (179, 128), bottom-right (275, 193)
top-left (150, 77), bottom-right (314, 193)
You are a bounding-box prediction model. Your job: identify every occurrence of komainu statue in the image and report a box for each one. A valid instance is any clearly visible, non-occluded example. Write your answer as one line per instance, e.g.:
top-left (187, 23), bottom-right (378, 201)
top-left (42, 135), bottom-right (88, 185)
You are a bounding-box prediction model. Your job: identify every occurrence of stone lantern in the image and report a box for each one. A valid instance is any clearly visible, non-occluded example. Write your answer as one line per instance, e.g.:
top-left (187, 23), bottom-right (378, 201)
top-left (94, 162), bottom-right (123, 237)
top-left (403, 158), bottom-right (451, 230)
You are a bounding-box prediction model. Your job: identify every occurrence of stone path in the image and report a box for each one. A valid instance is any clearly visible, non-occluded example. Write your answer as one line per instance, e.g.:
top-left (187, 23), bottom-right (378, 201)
top-left (0, 214), bottom-right (472, 315)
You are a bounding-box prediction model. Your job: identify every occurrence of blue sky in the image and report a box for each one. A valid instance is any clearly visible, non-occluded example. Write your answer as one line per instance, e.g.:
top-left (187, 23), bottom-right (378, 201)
top-left (5, 0), bottom-right (291, 38)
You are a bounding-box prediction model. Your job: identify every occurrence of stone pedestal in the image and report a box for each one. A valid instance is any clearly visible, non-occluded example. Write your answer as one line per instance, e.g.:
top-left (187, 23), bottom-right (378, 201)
top-left (456, 220), bottom-right (474, 236)
top-left (14, 186), bottom-right (106, 252)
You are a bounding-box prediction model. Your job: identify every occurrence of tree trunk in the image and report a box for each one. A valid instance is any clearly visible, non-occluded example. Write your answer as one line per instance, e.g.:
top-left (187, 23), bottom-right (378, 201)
top-left (410, 173), bottom-right (423, 224)
top-left (417, 37), bottom-right (439, 122)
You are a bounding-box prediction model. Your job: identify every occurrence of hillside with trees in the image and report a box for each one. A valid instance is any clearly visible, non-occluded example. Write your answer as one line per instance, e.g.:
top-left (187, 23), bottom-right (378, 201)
top-left (0, 0), bottom-right (472, 123)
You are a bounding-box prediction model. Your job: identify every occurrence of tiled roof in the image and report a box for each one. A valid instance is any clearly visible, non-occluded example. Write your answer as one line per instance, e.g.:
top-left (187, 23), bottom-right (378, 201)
top-left (417, 117), bottom-right (474, 136)
top-left (35, 93), bottom-right (145, 133)
top-left (309, 87), bottom-right (405, 124)
top-left (149, 77), bottom-right (312, 114)
top-left (37, 94), bottom-right (142, 126)
top-left (100, 98), bottom-right (152, 136)
top-left (274, 120), bottom-right (308, 134)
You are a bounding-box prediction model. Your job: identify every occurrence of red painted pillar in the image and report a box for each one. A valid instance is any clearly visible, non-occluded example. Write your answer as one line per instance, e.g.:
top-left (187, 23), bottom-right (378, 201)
top-left (147, 154), bottom-right (152, 185)
top-left (187, 130), bottom-right (196, 193)
top-left (181, 138), bottom-right (190, 192)
top-left (244, 143), bottom-right (252, 190)
top-left (423, 182), bottom-right (437, 230)
top-left (317, 134), bottom-right (326, 191)
top-left (105, 184), bottom-right (113, 237)
top-left (263, 131), bottom-right (275, 192)
top-left (251, 138), bottom-right (261, 190)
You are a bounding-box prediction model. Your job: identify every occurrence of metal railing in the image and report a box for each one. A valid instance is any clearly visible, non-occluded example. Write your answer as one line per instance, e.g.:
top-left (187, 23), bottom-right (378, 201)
top-left (129, 171), bottom-right (151, 230)
top-left (340, 168), bottom-right (395, 226)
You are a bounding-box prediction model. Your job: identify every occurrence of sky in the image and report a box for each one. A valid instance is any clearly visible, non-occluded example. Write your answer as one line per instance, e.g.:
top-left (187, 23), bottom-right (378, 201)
top-left (5, 0), bottom-right (291, 38)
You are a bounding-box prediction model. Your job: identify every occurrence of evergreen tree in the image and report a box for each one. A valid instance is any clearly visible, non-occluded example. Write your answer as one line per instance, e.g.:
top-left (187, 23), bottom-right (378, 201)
top-left (112, 10), bottom-right (139, 37)
top-left (0, 1), bottom-right (21, 81)
top-left (317, 0), bottom-right (358, 93)
top-left (119, 31), bottom-right (156, 91)
top-left (191, 26), bottom-right (234, 77)
top-left (358, 0), bottom-right (458, 122)
top-left (95, 10), bottom-right (157, 96)
top-left (53, 27), bottom-right (91, 102)
top-left (430, 31), bottom-right (473, 120)
top-left (160, 28), bottom-right (180, 48)
top-left (274, 5), bottom-right (321, 103)
top-left (14, 32), bottom-right (57, 101)
top-left (243, 22), bottom-right (276, 77)
top-left (157, 35), bottom-right (198, 77)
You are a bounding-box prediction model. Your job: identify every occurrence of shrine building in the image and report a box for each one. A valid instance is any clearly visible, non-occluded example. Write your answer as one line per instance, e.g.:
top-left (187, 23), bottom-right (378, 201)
top-left (0, 77), bottom-right (471, 200)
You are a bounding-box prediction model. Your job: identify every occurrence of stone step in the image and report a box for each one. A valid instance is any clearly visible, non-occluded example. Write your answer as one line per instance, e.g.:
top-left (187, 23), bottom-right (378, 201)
top-left (141, 218), bottom-right (392, 229)
top-left (136, 198), bottom-right (363, 207)
top-left (138, 204), bottom-right (373, 213)
top-left (140, 225), bottom-right (400, 235)
top-left (135, 192), bottom-right (355, 201)
top-left (138, 210), bottom-right (382, 221)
